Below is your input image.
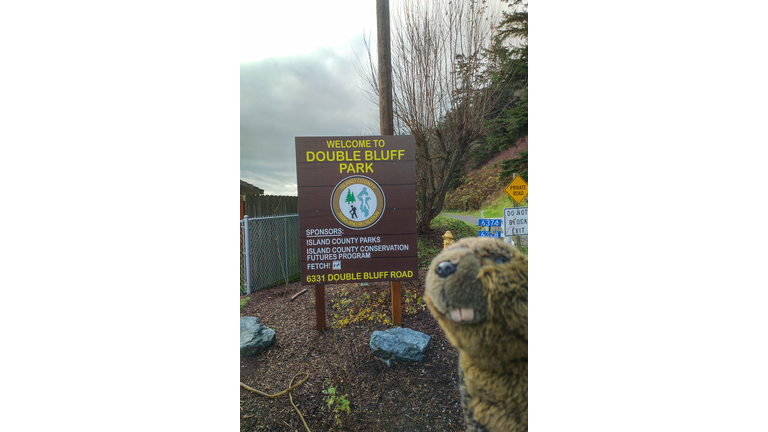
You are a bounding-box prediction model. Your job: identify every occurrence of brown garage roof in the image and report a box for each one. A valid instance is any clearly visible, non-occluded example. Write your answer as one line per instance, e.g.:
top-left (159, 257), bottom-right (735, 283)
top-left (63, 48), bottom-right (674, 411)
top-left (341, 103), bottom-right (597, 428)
top-left (240, 180), bottom-right (264, 196)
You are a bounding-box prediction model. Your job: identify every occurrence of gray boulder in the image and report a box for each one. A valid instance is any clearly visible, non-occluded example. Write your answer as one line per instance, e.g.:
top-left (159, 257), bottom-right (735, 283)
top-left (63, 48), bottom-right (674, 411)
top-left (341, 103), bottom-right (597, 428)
top-left (240, 316), bottom-right (276, 358)
top-left (370, 327), bottom-right (430, 365)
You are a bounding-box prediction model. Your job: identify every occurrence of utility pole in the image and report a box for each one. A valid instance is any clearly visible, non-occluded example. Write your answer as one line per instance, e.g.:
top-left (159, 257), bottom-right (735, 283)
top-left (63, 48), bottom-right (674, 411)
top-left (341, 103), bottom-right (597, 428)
top-left (377, 0), bottom-right (400, 325)
top-left (377, 0), bottom-right (394, 136)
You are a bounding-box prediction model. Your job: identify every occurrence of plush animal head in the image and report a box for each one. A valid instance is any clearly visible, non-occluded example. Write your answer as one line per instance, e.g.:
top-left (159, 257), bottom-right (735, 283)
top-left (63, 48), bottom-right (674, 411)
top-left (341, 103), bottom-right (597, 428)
top-left (425, 237), bottom-right (527, 367)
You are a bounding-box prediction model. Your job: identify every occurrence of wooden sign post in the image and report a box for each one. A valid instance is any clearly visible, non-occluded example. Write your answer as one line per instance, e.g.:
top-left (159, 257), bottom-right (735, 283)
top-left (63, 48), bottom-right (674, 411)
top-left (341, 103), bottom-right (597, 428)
top-left (391, 281), bottom-right (401, 325)
top-left (295, 136), bottom-right (418, 330)
top-left (314, 285), bottom-right (326, 331)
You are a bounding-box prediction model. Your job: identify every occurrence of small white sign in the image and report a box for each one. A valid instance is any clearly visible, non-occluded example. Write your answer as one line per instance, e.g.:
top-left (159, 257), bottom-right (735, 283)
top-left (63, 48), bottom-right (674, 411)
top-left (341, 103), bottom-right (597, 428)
top-left (503, 207), bottom-right (528, 236)
top-left (332, 260), bottom-right (341, 270)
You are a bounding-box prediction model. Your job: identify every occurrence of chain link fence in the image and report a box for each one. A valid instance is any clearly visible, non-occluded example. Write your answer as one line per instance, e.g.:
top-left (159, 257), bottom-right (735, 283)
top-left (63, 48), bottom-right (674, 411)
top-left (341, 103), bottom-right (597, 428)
top-left (240, 219), bottom-right (247, 294)
top-left (240, 214), bottom-right (301, 295)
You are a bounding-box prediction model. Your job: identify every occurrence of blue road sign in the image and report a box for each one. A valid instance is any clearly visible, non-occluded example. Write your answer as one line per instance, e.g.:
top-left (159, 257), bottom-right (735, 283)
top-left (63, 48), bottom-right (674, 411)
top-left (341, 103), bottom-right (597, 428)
top-left (478, 219), bottom-right (502, 227)
top-left (478, 231), bottom-right (502, 238)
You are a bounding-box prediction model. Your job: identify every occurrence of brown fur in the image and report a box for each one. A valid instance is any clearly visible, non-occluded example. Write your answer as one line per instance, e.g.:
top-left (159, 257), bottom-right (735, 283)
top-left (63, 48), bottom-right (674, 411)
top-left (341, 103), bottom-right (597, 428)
top-left (425, 238), bottom-right (527, 432)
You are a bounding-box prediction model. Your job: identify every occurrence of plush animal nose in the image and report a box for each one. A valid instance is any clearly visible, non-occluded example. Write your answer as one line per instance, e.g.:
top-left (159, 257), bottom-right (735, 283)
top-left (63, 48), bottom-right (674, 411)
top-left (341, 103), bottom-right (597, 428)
top-left (435, 261), bottom-right (457, 278)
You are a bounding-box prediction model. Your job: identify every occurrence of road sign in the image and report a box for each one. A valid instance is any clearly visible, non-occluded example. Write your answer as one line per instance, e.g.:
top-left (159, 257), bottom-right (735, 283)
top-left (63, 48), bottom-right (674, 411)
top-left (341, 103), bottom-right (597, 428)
top-left (478, 218), bottom-right (502, 227)
top-left (503, 207), bottom-right (528, 236)
top-left (478, 231), bottom-right (502, 238)
top-left (505, 176), bottom-right (528, 204)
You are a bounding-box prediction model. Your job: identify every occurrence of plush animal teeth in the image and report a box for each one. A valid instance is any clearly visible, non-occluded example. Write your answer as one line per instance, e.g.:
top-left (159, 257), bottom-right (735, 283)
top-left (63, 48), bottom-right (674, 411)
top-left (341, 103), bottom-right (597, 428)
top-left (450, 309), bottom-right (462, 322)
top-left (449, 308), bottom-right (475, 322)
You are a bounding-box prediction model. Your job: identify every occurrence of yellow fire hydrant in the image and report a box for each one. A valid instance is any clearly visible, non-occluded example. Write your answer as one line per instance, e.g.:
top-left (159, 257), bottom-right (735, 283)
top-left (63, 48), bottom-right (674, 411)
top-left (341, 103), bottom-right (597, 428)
top-left (442, 231), bottom-right (455, 249)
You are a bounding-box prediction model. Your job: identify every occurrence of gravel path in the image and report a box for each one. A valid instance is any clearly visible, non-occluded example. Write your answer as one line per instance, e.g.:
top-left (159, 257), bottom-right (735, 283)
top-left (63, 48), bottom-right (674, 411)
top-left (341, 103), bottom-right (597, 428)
top-left (441, 213), bottom-right (528, 249)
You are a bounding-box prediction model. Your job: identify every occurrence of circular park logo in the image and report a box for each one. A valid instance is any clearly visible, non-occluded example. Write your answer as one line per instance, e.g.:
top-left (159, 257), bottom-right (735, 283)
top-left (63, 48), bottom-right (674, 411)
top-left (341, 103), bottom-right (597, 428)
top-left (330, 175), bottom-right (386, 230)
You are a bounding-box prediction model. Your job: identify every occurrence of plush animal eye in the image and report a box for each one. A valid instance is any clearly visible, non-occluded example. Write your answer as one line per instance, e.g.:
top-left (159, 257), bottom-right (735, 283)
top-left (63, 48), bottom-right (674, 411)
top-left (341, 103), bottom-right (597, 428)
top-left (495, 256), bottom-right (508, 264)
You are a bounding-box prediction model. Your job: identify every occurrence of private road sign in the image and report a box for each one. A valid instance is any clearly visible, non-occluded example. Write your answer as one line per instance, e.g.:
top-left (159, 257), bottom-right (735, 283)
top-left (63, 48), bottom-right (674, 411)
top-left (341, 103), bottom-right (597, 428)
top-left (505, 176), bottom-right (528, 204)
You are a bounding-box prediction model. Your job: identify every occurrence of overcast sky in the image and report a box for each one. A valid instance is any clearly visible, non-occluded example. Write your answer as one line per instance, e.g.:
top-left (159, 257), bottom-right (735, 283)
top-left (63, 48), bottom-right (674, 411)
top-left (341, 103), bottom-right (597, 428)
top-left (240, 0), bottom-right (381, 196)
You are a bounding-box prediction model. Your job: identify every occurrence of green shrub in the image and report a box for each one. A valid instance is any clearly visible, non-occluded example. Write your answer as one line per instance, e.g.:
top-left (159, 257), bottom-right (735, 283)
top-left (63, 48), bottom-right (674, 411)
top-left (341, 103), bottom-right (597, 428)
top-left (240, 296), bottom-right (250, 317)
top-left (443, 164), bottom-right (504, 212)
top-left (499, 150), bottom-right (528, 183)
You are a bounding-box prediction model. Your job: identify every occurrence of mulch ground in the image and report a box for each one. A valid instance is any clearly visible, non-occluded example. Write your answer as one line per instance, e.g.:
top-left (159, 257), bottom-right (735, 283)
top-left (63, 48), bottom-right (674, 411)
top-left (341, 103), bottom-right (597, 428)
top-left (240, 269), bottom-right (467, 432)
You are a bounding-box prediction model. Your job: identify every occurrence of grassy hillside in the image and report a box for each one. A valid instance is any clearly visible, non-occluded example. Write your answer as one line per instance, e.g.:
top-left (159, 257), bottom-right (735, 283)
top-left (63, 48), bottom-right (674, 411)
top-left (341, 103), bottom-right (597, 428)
top-left (417, 215), bottom-right (480, 270)
top-left (443, 138), bottom-right (528, 216)
top-left (456, 192), bottom-right (528, 218)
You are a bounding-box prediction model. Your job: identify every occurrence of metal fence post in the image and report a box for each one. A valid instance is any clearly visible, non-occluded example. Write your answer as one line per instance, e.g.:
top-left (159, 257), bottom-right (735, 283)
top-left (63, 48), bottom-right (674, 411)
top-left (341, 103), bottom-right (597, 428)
top-left (284, 217), bottom-right (288, 285)
top-left (244, 215), bottom-right (252, 295)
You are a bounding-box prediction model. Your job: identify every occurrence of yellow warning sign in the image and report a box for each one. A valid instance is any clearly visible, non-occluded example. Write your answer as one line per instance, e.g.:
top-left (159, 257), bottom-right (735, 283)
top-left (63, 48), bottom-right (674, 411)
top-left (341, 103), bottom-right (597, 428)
top-left (505, 176), bottom-right (528, 204)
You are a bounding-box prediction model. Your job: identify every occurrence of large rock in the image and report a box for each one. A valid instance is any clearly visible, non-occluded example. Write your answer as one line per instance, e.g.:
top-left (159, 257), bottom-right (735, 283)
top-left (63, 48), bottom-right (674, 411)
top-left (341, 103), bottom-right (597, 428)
top-left (240, 316), bottom-right (276, 358)
top-left (370, 327), bottom-right (430, 365)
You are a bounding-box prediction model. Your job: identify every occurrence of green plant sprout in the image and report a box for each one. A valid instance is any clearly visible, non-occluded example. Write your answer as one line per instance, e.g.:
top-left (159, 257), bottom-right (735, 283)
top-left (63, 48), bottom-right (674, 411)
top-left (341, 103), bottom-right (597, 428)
top-left (322, 378), bottom-right (350, 426)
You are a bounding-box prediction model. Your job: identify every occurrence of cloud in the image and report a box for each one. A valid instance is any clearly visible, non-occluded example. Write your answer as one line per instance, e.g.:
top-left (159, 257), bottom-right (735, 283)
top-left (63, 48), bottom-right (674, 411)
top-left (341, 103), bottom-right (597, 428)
top-left (240, 41), bottom-right (379, 196)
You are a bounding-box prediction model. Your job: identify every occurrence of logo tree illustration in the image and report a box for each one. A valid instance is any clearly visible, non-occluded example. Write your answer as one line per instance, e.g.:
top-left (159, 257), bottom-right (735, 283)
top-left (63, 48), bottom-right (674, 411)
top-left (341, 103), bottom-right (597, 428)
top-left (345, 189), bottom-right (355, 205)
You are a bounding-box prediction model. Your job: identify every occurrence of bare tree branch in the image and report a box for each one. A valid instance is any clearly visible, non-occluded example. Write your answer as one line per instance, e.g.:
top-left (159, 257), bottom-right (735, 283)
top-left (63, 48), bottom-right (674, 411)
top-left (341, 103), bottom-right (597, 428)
top-left (357, 0), bottom-right (508, 233)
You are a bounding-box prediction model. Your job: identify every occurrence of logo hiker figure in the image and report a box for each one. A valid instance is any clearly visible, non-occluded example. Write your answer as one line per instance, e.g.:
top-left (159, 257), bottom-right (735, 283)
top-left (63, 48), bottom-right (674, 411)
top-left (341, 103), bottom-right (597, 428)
top-left (345, 188), bottom-right (358, 219)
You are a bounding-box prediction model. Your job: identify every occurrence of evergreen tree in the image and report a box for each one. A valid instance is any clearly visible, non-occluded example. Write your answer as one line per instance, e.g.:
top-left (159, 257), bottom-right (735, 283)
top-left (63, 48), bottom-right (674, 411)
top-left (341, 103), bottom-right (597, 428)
top-left (490, 0), bottom-right (528, 149)
top-left (345, 189), bottom-right (355, 204)
top-left (466, 0), bottom-right (528, 170)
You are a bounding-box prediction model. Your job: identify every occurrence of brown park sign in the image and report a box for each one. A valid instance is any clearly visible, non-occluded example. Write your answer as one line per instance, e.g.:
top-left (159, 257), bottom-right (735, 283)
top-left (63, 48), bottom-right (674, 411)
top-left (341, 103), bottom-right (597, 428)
top-left (295, 136), bottom-right (418, 286)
